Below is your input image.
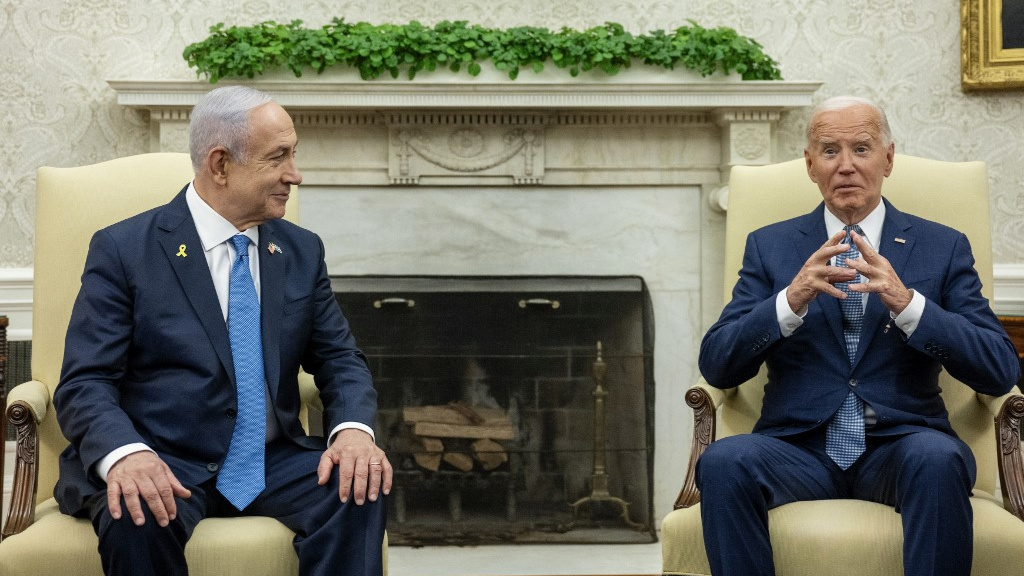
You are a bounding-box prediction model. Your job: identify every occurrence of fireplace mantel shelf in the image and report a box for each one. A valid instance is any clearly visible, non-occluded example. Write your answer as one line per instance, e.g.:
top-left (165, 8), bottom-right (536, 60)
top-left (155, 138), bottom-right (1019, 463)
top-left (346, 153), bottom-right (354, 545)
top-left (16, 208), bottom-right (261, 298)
top-left (109, 78), bottom-right (820, 111)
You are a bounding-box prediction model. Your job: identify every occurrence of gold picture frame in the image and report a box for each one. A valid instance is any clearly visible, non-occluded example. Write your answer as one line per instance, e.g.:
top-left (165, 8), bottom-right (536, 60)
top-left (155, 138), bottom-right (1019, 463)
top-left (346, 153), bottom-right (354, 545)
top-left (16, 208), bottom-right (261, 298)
top-left (962, 0), bottom-right (1024, 90)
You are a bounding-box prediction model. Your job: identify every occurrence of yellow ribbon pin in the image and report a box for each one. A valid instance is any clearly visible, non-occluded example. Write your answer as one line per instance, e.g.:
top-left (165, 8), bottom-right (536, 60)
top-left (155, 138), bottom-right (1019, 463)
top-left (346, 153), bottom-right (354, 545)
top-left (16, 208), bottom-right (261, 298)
top-left (175, 244), bottom-right (187, 257)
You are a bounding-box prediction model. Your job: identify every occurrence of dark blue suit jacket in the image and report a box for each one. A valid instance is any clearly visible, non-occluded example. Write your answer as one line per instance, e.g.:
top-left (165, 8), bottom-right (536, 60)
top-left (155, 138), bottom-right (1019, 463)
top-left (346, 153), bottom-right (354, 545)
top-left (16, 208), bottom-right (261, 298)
top-left (699, 199), bottom-right (1019, 438)
top-left (53, 188), bottom-right (376, 514)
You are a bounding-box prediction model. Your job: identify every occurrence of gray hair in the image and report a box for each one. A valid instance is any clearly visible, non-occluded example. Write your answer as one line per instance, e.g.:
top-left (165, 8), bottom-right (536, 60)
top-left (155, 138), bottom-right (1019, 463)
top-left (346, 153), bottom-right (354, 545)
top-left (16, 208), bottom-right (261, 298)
top-left (806, 95), bottom-right (893, 147)
top-left (189, 86), bottom-right (275, 171)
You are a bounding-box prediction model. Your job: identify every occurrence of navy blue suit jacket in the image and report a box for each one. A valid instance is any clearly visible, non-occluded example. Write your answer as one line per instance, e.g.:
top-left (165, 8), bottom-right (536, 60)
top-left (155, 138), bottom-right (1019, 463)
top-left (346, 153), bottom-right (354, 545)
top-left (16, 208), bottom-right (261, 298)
top-left (699, 199), bottom-right (1019, 438)
top-left (54, 188), bottom-right (376, 514)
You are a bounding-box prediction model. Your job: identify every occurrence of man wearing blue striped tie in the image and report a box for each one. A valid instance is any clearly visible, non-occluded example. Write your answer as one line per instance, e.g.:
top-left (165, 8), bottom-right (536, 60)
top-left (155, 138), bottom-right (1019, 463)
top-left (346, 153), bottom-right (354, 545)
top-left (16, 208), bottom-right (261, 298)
top-left (53, 85), bottom-right (390, 576)
top-left (695, 96), bottom-right (1020, 576)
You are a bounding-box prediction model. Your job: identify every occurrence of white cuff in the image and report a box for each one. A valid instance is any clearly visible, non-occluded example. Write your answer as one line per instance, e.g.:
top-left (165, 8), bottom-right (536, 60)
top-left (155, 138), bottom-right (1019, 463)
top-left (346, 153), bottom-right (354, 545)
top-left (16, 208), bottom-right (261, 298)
top-left (96, 443), bottom-right (154, 482)
top-left (892, 289), bottom-right (925, 337)
top-left (777, 288), bottom-right (805, 337)
top-left (328, 422), bottom-right (376, 445)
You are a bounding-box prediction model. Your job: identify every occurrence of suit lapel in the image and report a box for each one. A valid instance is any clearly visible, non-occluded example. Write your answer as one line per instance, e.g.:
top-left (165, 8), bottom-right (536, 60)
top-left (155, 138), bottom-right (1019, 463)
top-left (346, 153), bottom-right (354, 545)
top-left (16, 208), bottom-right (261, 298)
top-left (853, 198), bottom-right (915, 365)
top-left (157, 190), bottom-right (234, 379)
top-left (258, 223), bottom-right (284, 402)
top-left (794, 205), bottom-right (847, 350)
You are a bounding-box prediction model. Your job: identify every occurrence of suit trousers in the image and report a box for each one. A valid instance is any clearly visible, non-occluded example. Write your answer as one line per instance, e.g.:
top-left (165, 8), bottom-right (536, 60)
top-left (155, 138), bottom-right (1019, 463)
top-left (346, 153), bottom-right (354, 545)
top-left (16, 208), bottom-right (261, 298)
top-left (695, 426), bottom-right (976, 576)
top-left (86, 438), bottom-right (387, 576)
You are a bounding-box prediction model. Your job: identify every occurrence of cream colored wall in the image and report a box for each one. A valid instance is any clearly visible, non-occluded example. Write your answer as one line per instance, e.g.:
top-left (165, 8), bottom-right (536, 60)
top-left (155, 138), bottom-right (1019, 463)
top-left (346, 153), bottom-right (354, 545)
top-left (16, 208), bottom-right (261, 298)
top-left (3, 0), bottom-right (1023, 270)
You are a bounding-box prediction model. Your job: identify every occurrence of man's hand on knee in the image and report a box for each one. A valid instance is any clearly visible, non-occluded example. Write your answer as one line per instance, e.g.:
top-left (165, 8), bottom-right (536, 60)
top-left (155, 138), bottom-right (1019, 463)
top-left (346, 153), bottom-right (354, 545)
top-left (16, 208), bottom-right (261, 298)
top-left (107, 451), bottom-right (191, 527)
top-left (317, 428), bottom-right (392, 505)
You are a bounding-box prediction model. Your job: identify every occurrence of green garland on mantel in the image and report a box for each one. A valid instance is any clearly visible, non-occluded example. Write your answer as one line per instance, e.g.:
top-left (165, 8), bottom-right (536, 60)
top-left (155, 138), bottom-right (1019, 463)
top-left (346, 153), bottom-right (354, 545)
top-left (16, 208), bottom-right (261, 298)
top-left (183, 19), bottom-right (783, 83)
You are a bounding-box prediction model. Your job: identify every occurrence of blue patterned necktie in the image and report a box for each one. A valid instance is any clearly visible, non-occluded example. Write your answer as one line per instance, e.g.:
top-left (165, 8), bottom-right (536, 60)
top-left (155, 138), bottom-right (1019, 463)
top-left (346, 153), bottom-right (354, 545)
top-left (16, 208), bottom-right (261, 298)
top-left (217, 234), bottom-right (267, 510)
top-left (825, 225), bottom-right (867, 469)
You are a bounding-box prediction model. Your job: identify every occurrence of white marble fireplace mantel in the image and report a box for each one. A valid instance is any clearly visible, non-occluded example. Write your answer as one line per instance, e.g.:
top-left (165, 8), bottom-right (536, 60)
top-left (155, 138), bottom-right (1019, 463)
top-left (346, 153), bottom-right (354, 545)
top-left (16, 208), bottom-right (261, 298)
top-left (109, 77), bottom-right (820, 189)
top-left (108, 76), bottom-right (821, 530)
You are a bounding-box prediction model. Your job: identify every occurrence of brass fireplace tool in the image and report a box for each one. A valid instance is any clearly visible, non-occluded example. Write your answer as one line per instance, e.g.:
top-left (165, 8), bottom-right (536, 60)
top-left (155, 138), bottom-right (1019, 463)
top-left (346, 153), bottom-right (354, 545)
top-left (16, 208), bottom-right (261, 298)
top-left (570, 341), bottom-right (643, 529)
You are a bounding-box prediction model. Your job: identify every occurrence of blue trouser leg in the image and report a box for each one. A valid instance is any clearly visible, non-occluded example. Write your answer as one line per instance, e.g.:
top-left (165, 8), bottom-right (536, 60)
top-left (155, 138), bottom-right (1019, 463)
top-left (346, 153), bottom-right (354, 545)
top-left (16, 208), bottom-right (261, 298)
top-left (88, 480), bottom-right (209, 576)
top-left (852, 430), bottom-right (976, 576)
top-left (255, 440), bottom-right (388, 576)
top-left (695, 433), bottom-right (840, 576)
top-left (695, 428), bottom-right (976, 576)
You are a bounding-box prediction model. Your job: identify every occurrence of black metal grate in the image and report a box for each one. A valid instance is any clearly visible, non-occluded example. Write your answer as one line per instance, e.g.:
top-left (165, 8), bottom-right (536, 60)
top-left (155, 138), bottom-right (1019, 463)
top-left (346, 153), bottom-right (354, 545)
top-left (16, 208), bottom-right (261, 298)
top-left (4, 340), bottom-right (31, 441)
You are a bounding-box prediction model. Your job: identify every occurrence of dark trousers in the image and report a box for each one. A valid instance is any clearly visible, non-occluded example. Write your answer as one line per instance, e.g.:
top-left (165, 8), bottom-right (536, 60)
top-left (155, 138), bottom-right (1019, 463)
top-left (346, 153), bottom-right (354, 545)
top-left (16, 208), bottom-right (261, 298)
top-left (695, 427), bottom-right (975, 576)
top-left (87, 439), bottom-right (387, 576)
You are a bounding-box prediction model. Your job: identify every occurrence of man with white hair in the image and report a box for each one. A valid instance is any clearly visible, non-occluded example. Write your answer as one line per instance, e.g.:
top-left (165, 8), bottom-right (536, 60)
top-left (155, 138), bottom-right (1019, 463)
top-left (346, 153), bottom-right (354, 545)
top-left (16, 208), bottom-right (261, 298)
top-left (696, 96), bottom-right (1019, 576)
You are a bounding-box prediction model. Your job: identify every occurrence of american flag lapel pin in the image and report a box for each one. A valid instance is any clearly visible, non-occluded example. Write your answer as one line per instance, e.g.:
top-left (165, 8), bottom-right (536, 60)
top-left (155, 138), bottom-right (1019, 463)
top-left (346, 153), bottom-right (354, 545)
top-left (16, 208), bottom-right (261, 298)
top-left (268, 242), bottom-right (282, 254)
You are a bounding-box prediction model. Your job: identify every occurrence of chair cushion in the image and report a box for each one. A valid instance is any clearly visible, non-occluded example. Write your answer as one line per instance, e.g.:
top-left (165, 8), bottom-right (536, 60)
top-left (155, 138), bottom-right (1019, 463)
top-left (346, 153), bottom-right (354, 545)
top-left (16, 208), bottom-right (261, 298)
top-left (0, 499), bottom-right (298, 576)
top-left (661, 494), bottom-right (1024, 576)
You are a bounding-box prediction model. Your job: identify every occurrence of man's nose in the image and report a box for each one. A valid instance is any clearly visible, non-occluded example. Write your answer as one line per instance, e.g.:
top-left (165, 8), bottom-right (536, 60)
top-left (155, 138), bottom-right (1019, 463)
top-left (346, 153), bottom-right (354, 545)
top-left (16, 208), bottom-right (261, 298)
top-left (285, 160), bottom-right (302, 185)
top-left (837, 150), bottom-right (855, 173)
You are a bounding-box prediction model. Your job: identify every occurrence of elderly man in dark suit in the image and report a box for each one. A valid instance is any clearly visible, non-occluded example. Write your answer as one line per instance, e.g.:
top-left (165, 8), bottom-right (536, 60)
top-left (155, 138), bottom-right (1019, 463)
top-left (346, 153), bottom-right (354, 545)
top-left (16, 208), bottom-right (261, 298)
top-left (696, 96), bottom-right (1020, 576)
top-left (53, 85), bottom-right (391, 576)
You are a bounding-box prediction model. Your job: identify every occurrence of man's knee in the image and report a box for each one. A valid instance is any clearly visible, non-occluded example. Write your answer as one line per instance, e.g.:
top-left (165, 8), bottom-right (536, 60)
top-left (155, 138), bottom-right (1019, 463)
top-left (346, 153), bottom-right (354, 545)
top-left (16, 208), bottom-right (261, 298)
top-left (897, 432), bottom-right (975, 490)
top-left (696, 435), bottom-right (764, 489)
top-left (95, 500), bottom-right (187, 543)
top-left (91, 504), bottom-right (190, 576)
top-left (904, 432), bottom-right (972, 467)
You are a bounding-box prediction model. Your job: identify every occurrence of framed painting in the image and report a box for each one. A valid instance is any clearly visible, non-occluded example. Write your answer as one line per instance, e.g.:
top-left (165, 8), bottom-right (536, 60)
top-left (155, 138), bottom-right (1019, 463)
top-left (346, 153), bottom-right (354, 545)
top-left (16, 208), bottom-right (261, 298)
top-left (962, 0), bottom-right (1024, 90)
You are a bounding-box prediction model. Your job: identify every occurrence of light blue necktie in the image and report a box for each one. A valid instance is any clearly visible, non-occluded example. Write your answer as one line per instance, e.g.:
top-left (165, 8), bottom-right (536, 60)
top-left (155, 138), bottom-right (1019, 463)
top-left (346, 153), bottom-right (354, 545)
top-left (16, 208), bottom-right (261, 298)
top-left (825, 225), bottom-right (867, 469)
top-left (217, 234), bottom-right (267, 510)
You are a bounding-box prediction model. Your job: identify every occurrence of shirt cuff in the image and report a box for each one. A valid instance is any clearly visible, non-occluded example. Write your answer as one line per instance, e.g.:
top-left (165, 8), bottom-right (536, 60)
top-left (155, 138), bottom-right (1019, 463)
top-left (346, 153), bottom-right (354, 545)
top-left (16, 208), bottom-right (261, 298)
top-left (96, 443), bottom-right (154, 482)
top-left (328, 422), bottom-right (376, 445)
top-left (892, 289), bottom-right (924, 337)
top-left (776, 288), bottom-right (805, 337)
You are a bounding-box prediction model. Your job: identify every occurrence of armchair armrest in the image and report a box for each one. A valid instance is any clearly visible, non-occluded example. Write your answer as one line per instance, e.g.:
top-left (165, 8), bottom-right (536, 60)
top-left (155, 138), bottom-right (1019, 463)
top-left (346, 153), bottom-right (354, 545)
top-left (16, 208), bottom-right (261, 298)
top-left (297, 371), bottom-right (325, 436)
top-left (2, 380), bottom-right (52, 540)
top-left (298, 371), bottom-right (323, 413)
top-left (673, 379), bottom-right (736, 509)
top-left (981, 391), bottom-right (1024, 520)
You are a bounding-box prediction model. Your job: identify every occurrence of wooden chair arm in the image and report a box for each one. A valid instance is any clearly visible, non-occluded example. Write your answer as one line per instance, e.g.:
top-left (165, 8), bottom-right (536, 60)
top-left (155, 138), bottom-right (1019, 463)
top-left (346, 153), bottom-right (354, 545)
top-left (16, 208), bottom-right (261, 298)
top-left (1, 380), bottom-right (50, 541)
top-left (673, 380), bottom-right (735, 509)
top-left (992, 392), bottom-right (1024, 521)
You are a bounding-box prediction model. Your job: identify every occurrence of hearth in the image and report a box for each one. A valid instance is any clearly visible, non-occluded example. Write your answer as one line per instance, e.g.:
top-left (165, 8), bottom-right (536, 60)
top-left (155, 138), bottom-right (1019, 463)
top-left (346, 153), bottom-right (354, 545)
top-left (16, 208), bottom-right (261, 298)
top-left (332, 276), bottom-right (655, 545)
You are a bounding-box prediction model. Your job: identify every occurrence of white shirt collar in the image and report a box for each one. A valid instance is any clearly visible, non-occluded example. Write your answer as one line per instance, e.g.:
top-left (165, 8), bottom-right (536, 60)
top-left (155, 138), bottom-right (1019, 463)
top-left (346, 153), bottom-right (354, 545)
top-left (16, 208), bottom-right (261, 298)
top-left (823, 199), bottom-right (885, 252)
top-left (185, 182), bottom-right (259, 251)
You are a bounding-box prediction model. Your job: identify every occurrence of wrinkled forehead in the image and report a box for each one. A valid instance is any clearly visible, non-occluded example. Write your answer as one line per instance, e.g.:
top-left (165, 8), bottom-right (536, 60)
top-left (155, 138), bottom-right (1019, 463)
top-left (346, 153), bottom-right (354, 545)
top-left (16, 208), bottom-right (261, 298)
top-left (808, 106), bottom-right (884, 145)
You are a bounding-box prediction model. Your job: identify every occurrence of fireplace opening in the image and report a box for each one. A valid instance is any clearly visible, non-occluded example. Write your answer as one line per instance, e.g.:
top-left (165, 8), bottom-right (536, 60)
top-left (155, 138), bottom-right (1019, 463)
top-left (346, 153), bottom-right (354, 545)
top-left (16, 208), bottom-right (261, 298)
top-left (331, 276), bottom-right (656, 545)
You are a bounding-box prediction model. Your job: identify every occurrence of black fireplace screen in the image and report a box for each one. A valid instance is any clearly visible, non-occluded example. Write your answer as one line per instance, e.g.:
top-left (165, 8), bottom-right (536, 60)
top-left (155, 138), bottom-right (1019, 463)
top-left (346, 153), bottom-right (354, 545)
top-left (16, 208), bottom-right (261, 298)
top-left (331, 276), bottom-right (655, 545)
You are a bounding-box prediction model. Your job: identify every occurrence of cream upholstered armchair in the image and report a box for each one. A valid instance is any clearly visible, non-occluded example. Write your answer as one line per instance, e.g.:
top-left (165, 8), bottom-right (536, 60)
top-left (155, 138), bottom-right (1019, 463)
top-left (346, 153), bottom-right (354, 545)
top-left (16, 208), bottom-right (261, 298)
top-left (661, 155), bottom-right (1024, 576)
top-left (0, 153), bottom-right (387, 575)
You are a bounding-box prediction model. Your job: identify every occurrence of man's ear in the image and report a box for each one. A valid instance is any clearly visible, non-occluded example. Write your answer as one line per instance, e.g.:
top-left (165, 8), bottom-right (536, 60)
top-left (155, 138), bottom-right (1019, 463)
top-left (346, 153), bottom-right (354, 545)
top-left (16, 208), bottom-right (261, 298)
top-left (207, 147), bottom-right (230, 186)
top-left (883, 141), bottom-right (895, 178)
top-left (804, 148), bottom-right (818, 183)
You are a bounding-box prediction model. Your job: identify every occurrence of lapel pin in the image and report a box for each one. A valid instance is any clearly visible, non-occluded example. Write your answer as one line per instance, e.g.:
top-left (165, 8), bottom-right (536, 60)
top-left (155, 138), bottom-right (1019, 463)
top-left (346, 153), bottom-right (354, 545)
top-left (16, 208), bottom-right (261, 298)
top-left (268, 242), bottom-right (282, 254)
top-left (175, 244), bottom-right (187, 257)
top-left (894, 237), bottom-right (906, 244)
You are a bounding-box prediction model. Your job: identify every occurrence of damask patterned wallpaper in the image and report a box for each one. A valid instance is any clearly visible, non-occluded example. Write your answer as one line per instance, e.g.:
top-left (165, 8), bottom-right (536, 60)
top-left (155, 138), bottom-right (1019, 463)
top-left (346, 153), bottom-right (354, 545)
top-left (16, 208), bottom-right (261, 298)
top-left (2, 0), bottom-right (1022, 267)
